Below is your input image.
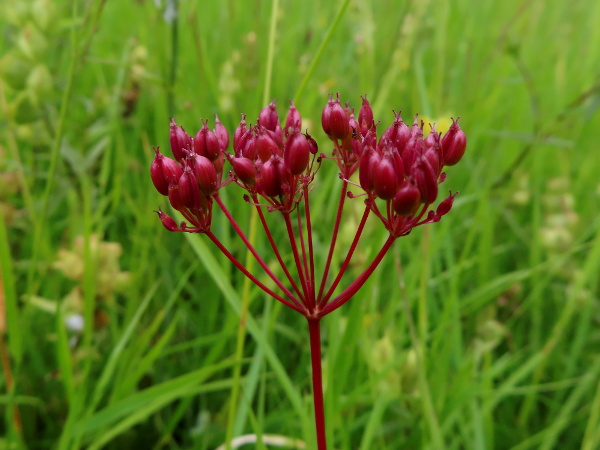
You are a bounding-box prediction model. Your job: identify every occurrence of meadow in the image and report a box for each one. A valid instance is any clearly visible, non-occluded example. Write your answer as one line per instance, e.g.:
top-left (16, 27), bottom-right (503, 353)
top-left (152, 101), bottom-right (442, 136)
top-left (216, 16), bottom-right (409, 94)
top-left (1, 0), bottom-right (600, 448)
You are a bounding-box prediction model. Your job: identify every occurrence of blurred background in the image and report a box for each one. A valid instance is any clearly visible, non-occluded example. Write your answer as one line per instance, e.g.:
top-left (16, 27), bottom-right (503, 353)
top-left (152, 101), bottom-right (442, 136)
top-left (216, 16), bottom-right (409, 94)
top-left (1, 0), bottom-right (599, 448)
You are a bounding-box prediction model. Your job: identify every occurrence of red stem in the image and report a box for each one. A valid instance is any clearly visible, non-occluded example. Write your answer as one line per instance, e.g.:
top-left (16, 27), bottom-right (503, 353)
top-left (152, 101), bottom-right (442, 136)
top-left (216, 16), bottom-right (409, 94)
top-left (303, 187), bottom-right (316, 299)
top-left (296, 207), bottom-right (312, 302)
top-left (205, 231), bottom-right (305, 313)
top-left (214, 194), bottom-right (297, 302)
top-left (319, 203), bottom-right (371, 306)
top-left (322, 235), bottom-right (396, 315)
top-left (284, 213), bottom-right (312, 309)
top-left (308, 318), bottom-right (327, 450)
top-left (253, 196), bottom-right (306, 303)
top-left (316, 181), bottom-right (348, 302)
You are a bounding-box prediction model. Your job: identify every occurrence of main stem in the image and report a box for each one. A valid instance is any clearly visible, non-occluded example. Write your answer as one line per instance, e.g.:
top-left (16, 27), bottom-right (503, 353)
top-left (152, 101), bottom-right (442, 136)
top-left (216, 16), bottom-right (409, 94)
top-left (308, 318), bottom-right (327, 449)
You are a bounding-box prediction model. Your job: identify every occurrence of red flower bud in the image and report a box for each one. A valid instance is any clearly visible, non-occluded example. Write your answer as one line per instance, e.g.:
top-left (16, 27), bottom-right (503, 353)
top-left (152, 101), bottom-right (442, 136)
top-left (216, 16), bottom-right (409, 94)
top-left (168, 183), bottom-right (183, 211)
top-left (322, 93), bottom-right (350, 140)
top-left (256, 130), bottom-right (280, 163)
top-left (401, 135), bottom-right (424, 177)
top-left (265, 128), bottom-right (284, 150)
top-left (380, 111), bottom-right (410, 151)
top-left (257, 157), bottom-right (283, 198)
top-left (212, 153), bottom-right (225, 175)
top-left (232, 157), bottom-right (257, 185)
top-left (155, 209), bottom-right (179, 231)
top-left (194, 121), bottom-right (221, 161)
top-left (359, 149), bottom-right (379, 192)
top-left (214, 115), bottom-right (230, 151)
top-left (241, 131), bottom-right (257, 160)
top-left (373, 154), bottom-right (399, 200)
top-left (424, 147), bottom-right (442, 177)
top-left (410, 115), bottom-right (424, 138)
top-left (348, 112), bottom-right (359, 136)
top-left (358, 95), bottom-right (374, 137)
top-left (412, 157), bottom-right (438, 204)
top-left (435, 191), bottom-right (458, 218)
top-left (392, 180), bottom-right (421, 216)
top-left (150, 149), bottom-right (169, 196)
top-left (441, 118), bottom-right (466, 166)
top-left (390, 149), bottom-right (405, 186)
top-left (169, 119), bottom-right (193, 161)
top-left (284, 132), bottom-right (310, 175)
top-left (160, 152), bottom-right (184, 185)
top-left (284, 101), bottom-right (302, 137)
top-left (178, 166), bottom-right (202, 209)
top-left (363, 126), bottom-right (378, 150)
top-left (233, 114), bottom-right (247, 154)
top-left (259, 101), bottom-right (282, 134)
top-left (190, 154), bottom-right (218, 195)
top-left (424, 123), bottom-right (440, 149)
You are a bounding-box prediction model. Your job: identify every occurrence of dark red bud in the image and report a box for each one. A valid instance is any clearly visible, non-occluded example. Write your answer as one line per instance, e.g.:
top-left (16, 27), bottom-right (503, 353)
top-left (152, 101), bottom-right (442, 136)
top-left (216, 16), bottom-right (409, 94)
top-left (256, 131), bottom-right (279, 163)
top-left (257, 158), bottom-right (283, 197)
top-left (241, 131), bottom-right (257, 160)
top-left (373, 154), bottom-right (399, 200)
top-left (232, 157), bottom-right (257, 185)
top-left (150, 149), bottom-right (169, 196)
top-left (390, 149), bottom-right (405, 185)
top-left (410, 115), bottom-right (424, 138)
top-left (322, 93), bottom-right (351, 140)
top-left (265, 128), bottom-right (284, 150)
top-left (424, 147), bottom-right (442, 176)
top-left (413, 157), bottom-right (438, 204)
top-left (155, 209), bottom-right (179, 231)
top-left (358, 95), bottom-right (374, 137)
top-left (359, 149), bottom-right (379, 192)
top-left (169, 118), bottom-right (193, 161)
top-left (178, 166), bottom-right (202, 209)
top-left (435, 191), bottom-right (458, 217)
top-left (212, 153), bottom-right (225, 175)
top-left (401, 136), bottom-right (424, 177)
top-left (363, 127), bottom-right (378, 150)
top-left (284, 132), bottom-right (310, 175)
top-left (392, 180), bottom-right (421, 216)
top-left (161, 153), bottom-right (184, 184)
top-left (424, 124), bottom-right (440, 149)
top-left (190, 154), bottom-right (218, 195)
top-left (394, 121), bottom-right (411, 151)
top-left (214, 115), bottom-right (230, 151)
top-left (195, 122), bottom-right (221, 161)
top-left (258, 101), bottom-right (281, 133)
top-left (380, 111), bottom-right (411, 153)
top-left (284, 101), bottom-right (302, 137)
top-left (168, 183), bottom-right (183, 211)
top-left (348, 113), bottom-right (359, 136)
top-left (441, 118), bottom-right (466, 166)
top-left (233, 114), bottom-right (247, 153)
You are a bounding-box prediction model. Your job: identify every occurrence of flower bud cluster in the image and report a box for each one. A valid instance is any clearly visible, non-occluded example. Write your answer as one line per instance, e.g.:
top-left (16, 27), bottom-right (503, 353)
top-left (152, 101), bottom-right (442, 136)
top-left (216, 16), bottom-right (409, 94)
top-left (151, 94), bottom-right (465, 238)
top-left (321, 94), bottom-right (466, 237)
top-left (151, 117), bottom-right (229, 232)
top-left (229, 101), bottom-right (318, 212)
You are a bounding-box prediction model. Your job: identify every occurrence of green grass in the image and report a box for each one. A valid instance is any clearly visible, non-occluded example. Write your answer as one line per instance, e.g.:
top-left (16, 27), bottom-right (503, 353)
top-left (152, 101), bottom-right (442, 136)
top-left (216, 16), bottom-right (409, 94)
top-left (1, 0), bottom-right (600, 448)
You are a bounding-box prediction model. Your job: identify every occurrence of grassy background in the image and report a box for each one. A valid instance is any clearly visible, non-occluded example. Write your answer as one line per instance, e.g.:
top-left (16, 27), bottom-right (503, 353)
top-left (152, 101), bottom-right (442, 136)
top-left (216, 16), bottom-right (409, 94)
top-left (1, 0), bottom-right (600, 448)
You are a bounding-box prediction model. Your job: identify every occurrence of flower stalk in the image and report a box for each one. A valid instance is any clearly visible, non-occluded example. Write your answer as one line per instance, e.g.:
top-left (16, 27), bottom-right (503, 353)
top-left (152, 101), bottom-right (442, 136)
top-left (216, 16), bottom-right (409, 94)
top-left (150, 94), bottom-right (466, 448)
top-left (308, 318), bottom-right (327, 449)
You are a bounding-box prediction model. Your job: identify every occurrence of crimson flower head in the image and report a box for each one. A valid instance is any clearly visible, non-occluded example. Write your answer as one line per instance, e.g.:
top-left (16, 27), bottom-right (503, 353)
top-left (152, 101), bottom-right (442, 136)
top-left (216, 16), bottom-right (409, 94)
top-left (150, 94), bottom-right (466, 314)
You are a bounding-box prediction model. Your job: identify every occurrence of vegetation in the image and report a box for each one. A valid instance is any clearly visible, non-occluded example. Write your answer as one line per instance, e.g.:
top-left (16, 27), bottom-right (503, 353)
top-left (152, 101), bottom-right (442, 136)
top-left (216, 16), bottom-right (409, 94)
top-left (1, 0), bottom-right (599, 448)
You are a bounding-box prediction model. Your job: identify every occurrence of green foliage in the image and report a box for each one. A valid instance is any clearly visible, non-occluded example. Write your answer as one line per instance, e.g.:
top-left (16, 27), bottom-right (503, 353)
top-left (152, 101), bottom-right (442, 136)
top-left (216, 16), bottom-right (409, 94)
top-left (1, 0), bottom-right (600, 448)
